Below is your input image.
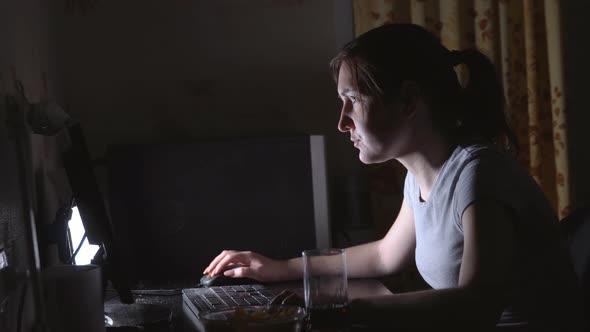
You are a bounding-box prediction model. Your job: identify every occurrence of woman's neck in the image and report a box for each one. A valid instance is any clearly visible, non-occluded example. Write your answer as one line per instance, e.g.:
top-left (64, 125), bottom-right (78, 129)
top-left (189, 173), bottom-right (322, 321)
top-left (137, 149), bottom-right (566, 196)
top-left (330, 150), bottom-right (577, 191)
top-left (398, 135), bottom-right (455, 202)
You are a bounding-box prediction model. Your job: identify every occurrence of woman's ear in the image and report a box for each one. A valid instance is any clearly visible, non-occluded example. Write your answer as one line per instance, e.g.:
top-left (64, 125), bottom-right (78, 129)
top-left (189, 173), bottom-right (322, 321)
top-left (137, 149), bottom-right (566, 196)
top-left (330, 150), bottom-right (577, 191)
top-left (399, 80), bottom-right (421, 116)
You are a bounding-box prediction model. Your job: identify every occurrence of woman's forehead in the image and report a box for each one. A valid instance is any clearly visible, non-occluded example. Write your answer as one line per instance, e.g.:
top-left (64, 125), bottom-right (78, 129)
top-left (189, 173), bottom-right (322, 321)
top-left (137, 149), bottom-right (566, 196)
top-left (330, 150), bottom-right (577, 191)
top-left (337, 63), bottom-right (356, 91)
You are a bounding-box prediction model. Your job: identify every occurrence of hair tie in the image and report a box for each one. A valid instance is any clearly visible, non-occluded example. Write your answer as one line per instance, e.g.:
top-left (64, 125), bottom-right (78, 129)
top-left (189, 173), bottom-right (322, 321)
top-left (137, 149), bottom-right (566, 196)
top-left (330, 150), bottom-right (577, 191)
top-left (450, 50), bottom-right (464, 66)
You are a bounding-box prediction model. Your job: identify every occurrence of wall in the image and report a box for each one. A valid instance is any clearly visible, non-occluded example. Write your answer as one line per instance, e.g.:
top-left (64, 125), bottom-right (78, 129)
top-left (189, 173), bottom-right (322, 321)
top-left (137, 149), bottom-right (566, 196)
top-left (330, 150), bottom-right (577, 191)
top-left (58, 0), bottom-right (378, 240)
top-left (59, 0), bottom-right (358, 173)
top-left (1, 1), bottom-right (588, 330)
top-left (563, 1), bottom-right (590, 209)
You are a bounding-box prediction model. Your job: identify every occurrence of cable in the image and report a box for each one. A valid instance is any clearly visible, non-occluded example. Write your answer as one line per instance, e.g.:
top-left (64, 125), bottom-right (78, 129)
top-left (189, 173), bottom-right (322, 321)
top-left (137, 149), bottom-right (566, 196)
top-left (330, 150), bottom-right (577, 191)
top-left (130, 289), bottom-right (183, 296)
top-left (127, 283), bottom-right (204, 297)
top-left (68, 233), bottom-right (87, 265)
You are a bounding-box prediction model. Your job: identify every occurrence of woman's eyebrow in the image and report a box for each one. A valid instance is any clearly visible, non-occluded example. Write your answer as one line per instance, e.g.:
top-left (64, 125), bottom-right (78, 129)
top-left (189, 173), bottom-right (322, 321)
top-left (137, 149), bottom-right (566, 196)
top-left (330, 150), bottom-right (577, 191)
top-left (338, 88), bottom-right (357, 96)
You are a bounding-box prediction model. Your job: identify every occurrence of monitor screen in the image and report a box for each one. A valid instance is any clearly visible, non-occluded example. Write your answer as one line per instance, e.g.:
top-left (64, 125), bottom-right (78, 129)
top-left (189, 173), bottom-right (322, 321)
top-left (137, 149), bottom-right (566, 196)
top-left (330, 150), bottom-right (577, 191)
top-left (107, 135), bottom-right (331, 283)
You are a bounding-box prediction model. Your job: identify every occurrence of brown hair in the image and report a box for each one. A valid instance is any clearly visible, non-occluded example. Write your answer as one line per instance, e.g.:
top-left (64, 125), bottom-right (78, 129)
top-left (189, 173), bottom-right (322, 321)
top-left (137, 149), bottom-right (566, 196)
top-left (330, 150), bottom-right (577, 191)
top-left (330, 23), bottom-right (517, 153)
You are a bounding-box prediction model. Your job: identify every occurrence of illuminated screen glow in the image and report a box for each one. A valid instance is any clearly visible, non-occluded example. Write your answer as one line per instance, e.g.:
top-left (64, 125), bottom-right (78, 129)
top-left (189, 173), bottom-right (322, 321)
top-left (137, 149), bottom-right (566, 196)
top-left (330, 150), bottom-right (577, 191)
top-left (68, 207), bottom-right (100, 265)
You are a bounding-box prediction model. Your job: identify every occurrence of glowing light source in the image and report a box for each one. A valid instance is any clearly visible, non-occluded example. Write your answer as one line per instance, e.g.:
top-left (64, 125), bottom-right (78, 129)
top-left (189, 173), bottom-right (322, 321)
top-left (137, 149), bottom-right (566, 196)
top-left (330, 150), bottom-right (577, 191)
top-left (68, 207), bottom-right (100, 265)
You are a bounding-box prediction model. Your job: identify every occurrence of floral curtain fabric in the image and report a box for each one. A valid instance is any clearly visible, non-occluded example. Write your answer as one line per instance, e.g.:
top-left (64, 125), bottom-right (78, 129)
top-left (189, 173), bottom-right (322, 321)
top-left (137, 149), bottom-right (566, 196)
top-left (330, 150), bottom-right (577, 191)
top-left (353, 0), bottom-right (570, 220)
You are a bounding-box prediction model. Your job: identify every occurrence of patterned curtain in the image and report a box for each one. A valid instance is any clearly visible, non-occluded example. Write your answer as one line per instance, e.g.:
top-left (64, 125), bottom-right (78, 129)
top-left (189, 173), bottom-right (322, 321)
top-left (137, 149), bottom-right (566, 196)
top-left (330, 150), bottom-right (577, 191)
top-left (353, 0), bottom-right (571, 227)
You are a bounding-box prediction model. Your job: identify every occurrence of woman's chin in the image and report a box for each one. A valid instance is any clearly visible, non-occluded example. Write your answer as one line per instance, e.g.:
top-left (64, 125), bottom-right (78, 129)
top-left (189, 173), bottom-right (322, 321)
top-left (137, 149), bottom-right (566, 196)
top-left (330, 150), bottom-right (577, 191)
top-left (358, 152), bottom-right (380, 164)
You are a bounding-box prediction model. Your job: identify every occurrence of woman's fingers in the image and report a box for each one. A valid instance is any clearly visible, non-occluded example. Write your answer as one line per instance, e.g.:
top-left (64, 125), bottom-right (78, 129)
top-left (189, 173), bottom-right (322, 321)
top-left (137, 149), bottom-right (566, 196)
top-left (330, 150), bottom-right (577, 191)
top-left (203, 250), bottom-right (271, 281)
top-left (222, 265), bottom-right (255, 279)
top-left (203, 250), bottom-right (231, 275)
top-left (281, 292), bottom-right (304, 306)
top-left (203, 250), bottom-right (241, 275)
top-left (213, 251), bottom-right (255, 276)
top-left (270, 290), bottom-right (292, 305)
top-left (270, 290), bottom-right (304, 306)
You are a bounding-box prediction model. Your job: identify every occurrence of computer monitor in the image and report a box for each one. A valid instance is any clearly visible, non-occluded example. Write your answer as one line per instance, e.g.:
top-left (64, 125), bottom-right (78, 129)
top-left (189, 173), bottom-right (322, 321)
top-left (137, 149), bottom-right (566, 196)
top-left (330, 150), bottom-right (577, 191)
top-left (62, 122), bottom-right (133, 303)
top-left (106, 135), bottom-right (332, 284)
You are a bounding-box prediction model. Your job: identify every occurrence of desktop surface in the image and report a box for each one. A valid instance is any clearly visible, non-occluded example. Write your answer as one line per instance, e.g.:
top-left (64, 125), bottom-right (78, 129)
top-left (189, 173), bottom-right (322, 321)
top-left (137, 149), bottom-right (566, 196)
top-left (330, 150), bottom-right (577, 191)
top-left (104, 278), bottom-right (392, 332)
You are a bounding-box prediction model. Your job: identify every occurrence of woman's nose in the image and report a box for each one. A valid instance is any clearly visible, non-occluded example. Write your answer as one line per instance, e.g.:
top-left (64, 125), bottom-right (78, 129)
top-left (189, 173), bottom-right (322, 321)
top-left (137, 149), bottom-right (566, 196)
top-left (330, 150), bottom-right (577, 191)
top-left (337, 104), bottom-right (353, 132)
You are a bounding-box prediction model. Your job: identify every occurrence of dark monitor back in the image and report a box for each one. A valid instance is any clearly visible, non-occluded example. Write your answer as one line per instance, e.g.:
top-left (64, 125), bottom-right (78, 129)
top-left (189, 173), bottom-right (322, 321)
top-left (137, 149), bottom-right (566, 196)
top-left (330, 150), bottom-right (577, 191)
top-left (107, 136), bottom-right (325, 283)
top-left (64, 123), bottom-right (112, 245)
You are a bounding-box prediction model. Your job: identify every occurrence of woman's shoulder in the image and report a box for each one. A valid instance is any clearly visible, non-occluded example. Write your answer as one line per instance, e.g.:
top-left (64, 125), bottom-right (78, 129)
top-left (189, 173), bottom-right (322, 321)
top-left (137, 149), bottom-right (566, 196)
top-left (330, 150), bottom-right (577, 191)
top-left (444, 143), bottom-right (497, 174)
top-left (449, 143), bottom-right (516, 171)
top-left (454, 142), bottom-right (503, 159)
top-left (449, 143), bottom-right (549, 211)
top-left (444, 143), bottom-right (526, 194)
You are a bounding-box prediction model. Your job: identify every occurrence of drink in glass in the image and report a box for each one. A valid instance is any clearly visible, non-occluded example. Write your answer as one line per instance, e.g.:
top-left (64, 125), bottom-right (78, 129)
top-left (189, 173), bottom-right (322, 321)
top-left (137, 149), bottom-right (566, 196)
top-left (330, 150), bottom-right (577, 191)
top-left (302, 248), bottom-right (348, 330)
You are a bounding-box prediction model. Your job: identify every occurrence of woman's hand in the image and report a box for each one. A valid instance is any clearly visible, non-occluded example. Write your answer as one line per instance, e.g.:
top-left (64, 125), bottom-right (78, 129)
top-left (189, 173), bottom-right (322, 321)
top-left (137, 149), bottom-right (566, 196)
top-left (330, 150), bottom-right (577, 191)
top-left (269, 289), bottom-right (305, 306)
top-left (203, 250), bottom-right (291, 282)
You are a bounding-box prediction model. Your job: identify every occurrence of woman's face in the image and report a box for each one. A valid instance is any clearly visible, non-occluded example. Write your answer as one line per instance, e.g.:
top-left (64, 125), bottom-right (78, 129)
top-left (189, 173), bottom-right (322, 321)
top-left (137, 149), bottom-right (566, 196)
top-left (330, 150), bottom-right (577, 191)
top-left (336, 62), bottom-right (413, 164)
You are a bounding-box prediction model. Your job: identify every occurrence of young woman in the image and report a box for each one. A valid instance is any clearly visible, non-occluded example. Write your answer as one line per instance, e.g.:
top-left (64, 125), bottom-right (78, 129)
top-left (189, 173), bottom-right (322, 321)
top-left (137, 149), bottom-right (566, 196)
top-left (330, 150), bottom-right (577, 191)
top-left (203, 24), bottom-right (584, 331)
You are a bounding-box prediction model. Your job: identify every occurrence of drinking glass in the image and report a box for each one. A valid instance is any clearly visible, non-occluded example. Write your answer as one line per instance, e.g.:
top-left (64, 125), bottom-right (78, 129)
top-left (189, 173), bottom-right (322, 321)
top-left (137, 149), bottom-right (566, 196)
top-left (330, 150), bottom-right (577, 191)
top-left (302, 248), bottom-right (348, 330)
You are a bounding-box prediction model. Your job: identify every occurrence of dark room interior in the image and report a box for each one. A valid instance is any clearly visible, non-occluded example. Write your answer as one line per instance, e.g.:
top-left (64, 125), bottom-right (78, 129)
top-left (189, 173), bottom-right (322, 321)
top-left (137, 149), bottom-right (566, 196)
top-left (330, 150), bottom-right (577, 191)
top-left (1, 1), bottom-right (589, 331)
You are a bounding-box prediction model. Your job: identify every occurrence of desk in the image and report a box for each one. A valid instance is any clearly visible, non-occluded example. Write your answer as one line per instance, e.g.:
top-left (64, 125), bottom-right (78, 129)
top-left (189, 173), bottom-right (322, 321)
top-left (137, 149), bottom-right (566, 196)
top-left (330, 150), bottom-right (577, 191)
top-left (104, 279), bottom-right (392, 331)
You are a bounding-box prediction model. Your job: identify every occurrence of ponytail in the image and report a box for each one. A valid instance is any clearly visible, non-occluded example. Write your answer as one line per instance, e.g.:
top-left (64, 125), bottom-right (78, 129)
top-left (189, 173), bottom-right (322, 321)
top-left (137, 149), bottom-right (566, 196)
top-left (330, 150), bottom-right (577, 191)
top-left (452, 49), bottom-right (518, 154)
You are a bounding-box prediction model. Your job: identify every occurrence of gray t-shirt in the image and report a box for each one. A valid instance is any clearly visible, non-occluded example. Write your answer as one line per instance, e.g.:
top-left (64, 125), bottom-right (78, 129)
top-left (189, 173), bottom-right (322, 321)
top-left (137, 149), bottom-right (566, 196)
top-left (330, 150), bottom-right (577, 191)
top-left (404, 144), bottom-right (583, 330)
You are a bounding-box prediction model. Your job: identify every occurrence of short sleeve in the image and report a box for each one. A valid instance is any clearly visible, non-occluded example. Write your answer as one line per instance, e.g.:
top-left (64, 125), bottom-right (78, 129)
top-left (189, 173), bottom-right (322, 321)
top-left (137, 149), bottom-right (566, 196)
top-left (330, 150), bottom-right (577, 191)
top-left (452, 154), bottom-right (514, 230)
top-left (453, 159), bottom-right (480, 227)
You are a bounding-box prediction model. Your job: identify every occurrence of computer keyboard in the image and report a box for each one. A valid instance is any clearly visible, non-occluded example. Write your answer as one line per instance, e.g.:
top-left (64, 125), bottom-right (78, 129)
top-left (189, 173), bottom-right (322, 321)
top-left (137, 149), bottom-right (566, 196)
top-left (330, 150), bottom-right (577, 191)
top-left (183, 284), bottom-right (276, 312)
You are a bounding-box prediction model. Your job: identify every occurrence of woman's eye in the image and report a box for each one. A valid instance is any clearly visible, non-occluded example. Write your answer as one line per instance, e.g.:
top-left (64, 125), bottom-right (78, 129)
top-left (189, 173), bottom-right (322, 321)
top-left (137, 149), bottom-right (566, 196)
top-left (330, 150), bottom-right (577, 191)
top-left (338, 94), bottom-right (362, 105)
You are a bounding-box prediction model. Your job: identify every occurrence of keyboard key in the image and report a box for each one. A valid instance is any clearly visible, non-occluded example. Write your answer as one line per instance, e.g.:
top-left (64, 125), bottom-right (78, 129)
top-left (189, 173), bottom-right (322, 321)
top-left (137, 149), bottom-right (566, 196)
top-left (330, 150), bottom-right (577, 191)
top-left (193, 297), bottom-right (211, 310)
top-left (253, 296), bottom-right (267, 303)
top-left (259, 290), bottom-right (275, 298)
top-left (234, 298), bottom-right (248, 306)
top-left (193, 284), bottom-right (276, 312)
top-left (207, 298), bottom-right (223, 305)
top-left (245, 298), bottom-right (259, 305)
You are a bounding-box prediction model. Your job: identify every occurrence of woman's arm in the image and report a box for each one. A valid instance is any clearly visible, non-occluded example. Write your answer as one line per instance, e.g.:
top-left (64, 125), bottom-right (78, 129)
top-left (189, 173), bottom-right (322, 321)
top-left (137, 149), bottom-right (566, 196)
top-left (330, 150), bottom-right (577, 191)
top-left (208, 198), bottom-right (417, 281)
top-left (283, 198), bottom-right (417, 280)
top-left (349, 199), bottom-right (516, 330)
